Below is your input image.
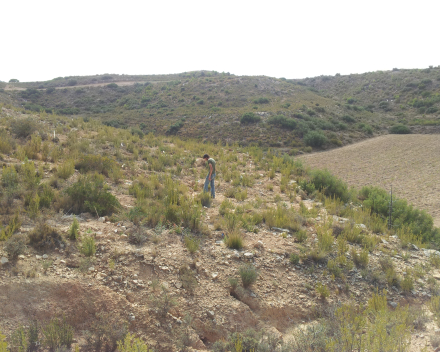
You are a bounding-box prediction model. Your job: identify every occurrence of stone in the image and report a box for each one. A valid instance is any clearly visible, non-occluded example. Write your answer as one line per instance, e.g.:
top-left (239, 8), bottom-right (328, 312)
top-left (381, 239), bottom-right (389, 244)
top-left (18, 255), bottom-right (25, 260)
top-left (207, 310), bottom-right (215, 318)
top-left (175, 282), bottom-right (182, 289)
top-left (272, 227), bottom-right (290, 233)
top-left (212, 272), bottom-right (219, 280)
top-left (88, 266), bottom-right (95, 271)
top-left (43, 254), bottom-right (48, 259)
top-left (356, 224), bottom-right (367, 229)
top-left (389, 302), bottom-right (398, 309)
top-left (98, 217), bottom-right (105, 223)
top-left (244, 252), bottom-right (253, 259)
top-left (36, 255), bottom-right (42, 260)
top-left (1, 257), bottom-right (8, 265)
top-left (410, 243), bottom-right (419, 251)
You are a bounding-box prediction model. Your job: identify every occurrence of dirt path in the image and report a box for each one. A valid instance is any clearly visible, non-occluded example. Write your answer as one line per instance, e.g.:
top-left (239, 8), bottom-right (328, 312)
top-left (4, 80), bottom-right (171, 91)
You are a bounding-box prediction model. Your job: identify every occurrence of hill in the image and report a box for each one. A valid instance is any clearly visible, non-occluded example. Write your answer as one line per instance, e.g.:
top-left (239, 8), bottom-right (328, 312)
top-left (1, 105), bottom-right (440, 351)
top-left (1, 67), bottom-right (439, 151)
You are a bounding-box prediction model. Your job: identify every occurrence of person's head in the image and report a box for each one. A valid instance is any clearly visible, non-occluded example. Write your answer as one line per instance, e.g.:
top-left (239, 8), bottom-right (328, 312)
top-left (203, 154), bottom-right (209, 161)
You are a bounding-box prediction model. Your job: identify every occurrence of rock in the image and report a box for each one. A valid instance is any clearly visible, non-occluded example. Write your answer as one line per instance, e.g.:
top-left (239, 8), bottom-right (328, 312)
top-left (18, 255), bottom-right (25, 260)
top-left (244, 252), bottom-right (253, 259)
top-left (128, 313), bottom-right (135, 321)
top-left (381, 239), bottom-right (389, 244)
top-left (175, 282), bottom-right (182, 289)
top-left (272, 227), bottom-right (290, 233)
top-left (43, 254), bottom-right (48, 259)
top-left (212, 272), bottom-right (219, 280)
top-left (1, 257), bottom-right (8, 265)
top-left (88, 266), bottom-right (95, 271)
top-left (98, 217), bottom-right (105, 223)
top-left (410, 243), bottom-right (419, 251)
top-left (254, 241), bottom-right (264, 249)
top-left (389, 302), bottom-right (398, 309)
top-left (36, 255), bottom-right (42, 260)
top-left (356, 224), bottom-right (367, 230)
top-left (207, 310), bottom-right (215, 318)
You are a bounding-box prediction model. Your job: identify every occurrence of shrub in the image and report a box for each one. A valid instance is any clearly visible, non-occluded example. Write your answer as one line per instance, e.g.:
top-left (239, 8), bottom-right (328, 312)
top-left (67, 79), bottom-right (77, 86)
top-left (228, 277), bottom-right (239, 290)
top-left (11, 326), bottom-right (28, 352)
top-left (0, 212), bottom-right (21, 241)
top-left (57, 160), bottom-right (75, 179)
top-left (389, 124), bottom-right (411, 134)
top-left (224, 231), bottom-right (244, 249)
top-left (290, 253), bottom-right (300, 264)
top-left (267, 115), bottom-right (297, 130)
top-left (240, 112), bottom-right (261, 124)
top-left (311, 169), bottom-right (350, 202)
top-left (199, 192), bottom-right (211, 207)
top-left (150, 286), bottom-right (178, 317)
top-left (42, 316), bottom-right (73, 351)
top-left (74, 154), bottom-right (117, 177)
top-left (10, 117), bottom-right (37, 138)
top-left (401, 275), bottom-right (414, 293)
top-left (65, 173), bottom-right (121, 216)
top-left (117, 333), bottom-right (152, 352)
top-left (179, 266), bottom-right (197, 294)
top-left (253, 97), bottom-right (269, 104)
top-left (295, 229), bottom-right (307, 243)
top-left (184, 235), bottom-right (200, 254)
top-left (351, 248), bottom-right (369, 268)
top-left (80, 235), bottom-right (96, 256)
top-left (9, 79), bottom-right (19, 83)
top-left (29, 223), bottom-right (64, 249)
top-left (4, 234), bottom-right (27, 259)
top-left (315, 282), bottom-right (329, 299)
top-left (68, 217), bottom-right (79, 240)
top-left (128, 227), bottom-right (147, 245)
top-left (85, 312), bottom-right (127, 352)
top-left (238, 264), bottom-right (258, 288)
top-left (303, 130), bottom-right (327, 147)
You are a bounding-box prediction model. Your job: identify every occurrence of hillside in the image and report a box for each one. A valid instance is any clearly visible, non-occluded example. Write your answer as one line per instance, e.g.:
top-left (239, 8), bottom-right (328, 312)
top-left (1, 67), bottom-right (439, 151)
top-left (1, 105), bottom-right (440, 351)
top-left (298, 134), bottom-right (440, 227)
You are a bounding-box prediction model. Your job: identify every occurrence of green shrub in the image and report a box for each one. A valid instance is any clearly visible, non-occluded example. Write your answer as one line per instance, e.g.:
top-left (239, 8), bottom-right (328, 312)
top-left (80, 235), bottom-right (96, 257)
top-left (38, 183), bottom-right (54, 208)
top-left (351, 248), bottom-right (369, 268)
top-left (311, 169), bottom-right (350, 202)
top-left (11, 326), bottom-right (28, 352)
top-left (290, 253), bottom-right (300, 264)
top-left (28, 223), bottom-right (64, 249)
top-left (42, 316), bottom-right (73, 351)
top-left (401, 275), bottom-right (414, 293)
top-left (267, 115), bottom-right (297, 130)
top-left (117, 333), bottom-right (152, 352)
top-left (389, 124), bottom-right (411, 134)
top-left (68, 217), bottom-right (79, 240)
top-left (184, 235), bottom-right (200, 254)
top-left (4, 234), bottom-right (27, 259)
top-left (315, 282), bottom-right (329, 299)
top-left (199, 192), bottom-right (211, 207)
top-left (238, 264), bottom-right (258, 288)
top-left (10, 118), bottom-right (37, 138)
top-left (228, 277), bottom-right (239, 290)
top-left (57, 160), bottom-right (75, 179)
top-left (66, 173), bottom-right (121, 216)
top-left (67, 79), bottom-right (77, 86)
top-left (240, 112), bottom-right (261, 124)
top-left (224, 231), bottom-right (244, 250)
top-left (85, 312), bottom-right (127, 352)
top-left (74, 154), bottom-right (118, 177)
top-left (253, 97), bottom-right (269, 104)
top-left (303, 130), bottom-right (327, 147)
top-left (295, 229), bottom-right (307, 243)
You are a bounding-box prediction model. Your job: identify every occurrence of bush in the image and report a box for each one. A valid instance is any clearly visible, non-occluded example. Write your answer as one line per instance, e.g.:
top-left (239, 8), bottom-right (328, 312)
top-left (179, 266), bottom-right (198, 294)
top-left (42, 316), bottom-right (73, 351)
top-left (67, 79), bottom-right (77, 86)
top-left (80, 235), bottom-right (96, 256)
top-left (315, 282), bottom-right (329, 299)
top-left (28, 223), bottom-right (64, 250)
top-left (303, 130), bottom-right (327, 147)
top-left (199, 192), bottom-right (211, 207)
top-left (184, 235), bottom-right (200, 254)
top-left (85, 312), bottom-right (127, 352)
top-left (224, 231), bottom-right (244, 250)
top-left (57, 160), bottom-right (75, 179)
top-left (253, 97), bottom-right (269, 104)
top-left (401, 275), bottom-right (414, 293)
top-left (10, 118), bottom-right (37, 138)
top-left (389, 124), bottom-right (411, 134)
top-left (150, 286), bottom-right (178, 317)
top-left (311, 169), bottom-right (350, 202)
top-left (117, 333), bottom-right (152, 352)
top-left (66, 173), bottom-right (121, 216)
top-left (107, 83), bottom-right (118, 89)
top-left (238, 264), bottom-right (258, 288)
top-left (4, 234), bottom-right (27, 259)
top-left (290, 253), bottom-right (300, 264)
top-left (351, 248), bottom-right (369, 268)
top-left (74, 154), bottom-right (117, 177)
top-left (68, 217), bottom-right (79, 240)
top-left (267, 115), bottom-right (297, 130)
top-left (240, 112), bottom-right (261, 124)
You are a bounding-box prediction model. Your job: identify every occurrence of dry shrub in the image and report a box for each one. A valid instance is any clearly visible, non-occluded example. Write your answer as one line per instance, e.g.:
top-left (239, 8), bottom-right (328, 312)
top-left (28, 222), bottom-right (64, 250)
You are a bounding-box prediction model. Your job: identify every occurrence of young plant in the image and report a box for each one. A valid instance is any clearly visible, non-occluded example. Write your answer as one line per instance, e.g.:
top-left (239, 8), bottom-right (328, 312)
top-left (68, 216), bottom-right (79, 240)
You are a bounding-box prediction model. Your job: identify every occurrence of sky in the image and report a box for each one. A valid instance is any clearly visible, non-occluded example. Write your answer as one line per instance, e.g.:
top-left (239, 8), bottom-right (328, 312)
top-left (2, 0), bottom-right (439, 82)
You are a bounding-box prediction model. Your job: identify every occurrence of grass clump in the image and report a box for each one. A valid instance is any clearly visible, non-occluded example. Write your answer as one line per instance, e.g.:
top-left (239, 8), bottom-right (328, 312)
top-left (117, 333), bottom-right (152, 352)
top-left (351, 248), bottom-right (369, 268)
top-left (4, 234), bottom-right (27, 259)
top-left (68, 216), bottom-right (79, 240)
top-left (184, 235), bottom-right (199, 254)
top-left (238, 264), bottom-right (258, 288)
top-left (42, 316), bottom-right (73, 351)
top-left (80, 235), bottom-right (96, 257)
top-left (199, 192), bottom-right (211, 207)
top-left (315, 282), bottom-right (330, 299)
top-left (290, 253), bottom-right (300, 265)
top-left (57, 160), bottom-right (75, 179)
top-left (224, 231), bottom-right (244, 250)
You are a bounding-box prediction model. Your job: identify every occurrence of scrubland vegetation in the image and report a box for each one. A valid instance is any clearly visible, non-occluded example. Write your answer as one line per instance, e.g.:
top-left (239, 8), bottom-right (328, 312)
top-left (1, 68), bottom-right (440, 351)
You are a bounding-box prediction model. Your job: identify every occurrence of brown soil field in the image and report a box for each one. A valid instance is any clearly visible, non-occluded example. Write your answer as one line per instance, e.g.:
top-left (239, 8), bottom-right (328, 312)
top-left (298, 134), bottom-right (440, 227)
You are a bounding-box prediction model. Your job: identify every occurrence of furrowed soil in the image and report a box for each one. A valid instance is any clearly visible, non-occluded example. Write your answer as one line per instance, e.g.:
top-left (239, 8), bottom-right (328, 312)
top-left (298, 134), bottom-right (440, 227)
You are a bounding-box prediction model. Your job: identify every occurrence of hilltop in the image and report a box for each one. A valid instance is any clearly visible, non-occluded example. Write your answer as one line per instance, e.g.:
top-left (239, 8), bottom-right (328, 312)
top-left (1, 105), bottom-right (440, 351)
top-left (1, 67), bottom-right (439, 151)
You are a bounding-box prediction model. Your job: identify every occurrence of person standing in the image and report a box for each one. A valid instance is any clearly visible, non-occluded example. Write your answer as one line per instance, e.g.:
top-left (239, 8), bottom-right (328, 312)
top-left (203, 154), bottom-right (216, 198)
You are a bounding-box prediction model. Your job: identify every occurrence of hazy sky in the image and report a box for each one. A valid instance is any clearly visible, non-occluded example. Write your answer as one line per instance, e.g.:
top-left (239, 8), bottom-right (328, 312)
top-left (2, 0), bottom-right (439, 82)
